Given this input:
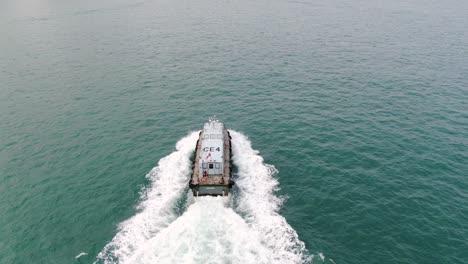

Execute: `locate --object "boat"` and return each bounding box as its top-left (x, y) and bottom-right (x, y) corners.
top-left (189, 119), bottom-right (234, 196)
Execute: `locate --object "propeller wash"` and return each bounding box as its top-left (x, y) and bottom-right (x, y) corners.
top-left (95, 122), bottom-right (311, 264)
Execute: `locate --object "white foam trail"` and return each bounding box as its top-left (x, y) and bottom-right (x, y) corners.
top-left (95, 131), bottom-right (200, 264)
top-left (75, 252), bottom-right (88, 259)
top-left (124, 196), bottom-right (273, 264)
top-left (96, 130), bottom-right (311, 264)
top-left (229, 130), bottom-right (310, 263)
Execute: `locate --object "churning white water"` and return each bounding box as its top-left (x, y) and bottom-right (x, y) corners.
top-left (95, 131), bottom-right (310, 264)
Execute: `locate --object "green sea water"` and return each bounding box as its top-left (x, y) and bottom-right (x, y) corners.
top-left (1, 0), bottom-right (467, 263)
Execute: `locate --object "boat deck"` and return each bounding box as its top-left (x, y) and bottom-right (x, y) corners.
top-left (191, 129), bottom-right (231, 186)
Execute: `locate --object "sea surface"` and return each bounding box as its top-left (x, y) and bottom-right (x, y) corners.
top-left (1, 0), bottom-right (467, 263)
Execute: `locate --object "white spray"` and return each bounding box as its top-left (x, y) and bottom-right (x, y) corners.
top-left (95, 131), bottom-right (200, 263)
top-left (229, 130), bottom-right (310, 264)
top-left (95, 130), bottom-right (311, 264)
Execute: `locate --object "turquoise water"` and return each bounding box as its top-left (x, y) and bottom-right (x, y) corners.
top-left (1, 0), bottom-right (467, 263)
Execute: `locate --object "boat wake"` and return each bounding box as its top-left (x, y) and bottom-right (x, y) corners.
top-left (95, 131), bottom-right (311, 264)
